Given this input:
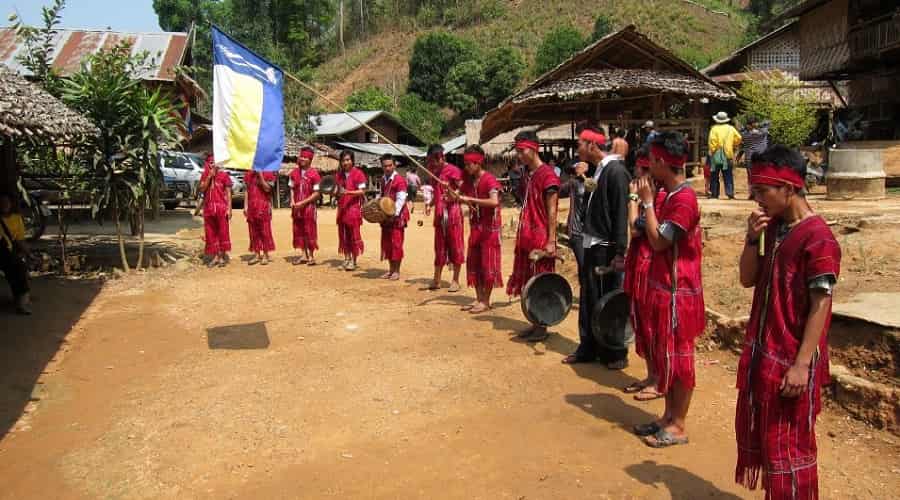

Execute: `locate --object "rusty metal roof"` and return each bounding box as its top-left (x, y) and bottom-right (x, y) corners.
top-left (0, 28), bottom-right (189, 81)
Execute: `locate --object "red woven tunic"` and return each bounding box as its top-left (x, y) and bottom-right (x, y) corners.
top-left (336, 167), bottom-right (367, 257)
top-left (289, 166), bottom-right (321, 251)
top-left (735, 216), bottom-right (841, 500)
top-left (461, 172), bottom-right (503, 288)
top-left (432, 163), bottom-right (465, 267)
top-left (644, 184), bottom-right (704, 393)
top-left (507, 164), bottom-right (560, 297)
top-left (624, 188), bottom-right (666, 359)
top-left (243, 171), bottom-right (276, 253)
top-left (200, 160), bottom-right (232, 256)
top-left (380, 172), bottom-right (409, 262)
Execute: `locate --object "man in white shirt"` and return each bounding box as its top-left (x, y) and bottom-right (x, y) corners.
top-left (379, 155), bottom-right (410, 280)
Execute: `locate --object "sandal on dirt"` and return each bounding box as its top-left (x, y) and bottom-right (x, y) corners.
top-left (469, 304), bottom-right (490, 314)
top-left (380, 272), bottom-right (393, 279)
top-left (643, 429), bottom-right (689, 448)
top-left (345, 262), bottom-right (357, 271)
top-left (561, 353), bottom-right (592, 364)
top-left (623, 381), bottom-right (651, 394)
top-left (426, 282), bottom-right (441, 291)
top-left (307, 259), bottom-right (316, 266)
top-left (460, 304), bottom-right (474, 311)
top-left (388, 273), bottom-right (400, 281)
top-left (634, 387), bottom-right (665, 402)
top-left (448, 282), bottom-right (461, 293)
top-left (247, 256), bottom-right (260, 265)
top-left (633, 422), bottom-right (661, 437)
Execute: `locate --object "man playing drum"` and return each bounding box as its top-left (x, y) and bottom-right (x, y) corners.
top-left (425, 145), bottom-right (465, 292)
top-left (378, 154), bottom-right (410, 280)
top-left (335, 150), bottom-right (367, 271)
top-left (289, 147), bottom-right (321, 265)
top-left (507, 131), bottom-right (560, 342)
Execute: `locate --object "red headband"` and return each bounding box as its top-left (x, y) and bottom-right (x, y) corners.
top-left (651, 144), bottom-right (686, 168)
top-left (515, 140), bottom-right (539, 152)
top-left (463, 152), bottom-right (485, 165)
top-left (750, 163), bottom-right (805, 189)
top-left (579, 129), bottom-right (606, 146)
top-left (299, 149), bottom-right (315, 160)
top-left (635, 156), bottom-right (651, 168)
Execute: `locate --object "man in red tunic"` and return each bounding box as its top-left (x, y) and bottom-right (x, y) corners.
top-left (508, 131), bottom-right (560, 342)
top-left (199, 154), bottom-right (233, 268)
top-left (735, 145), bottom-right (841, 500)
top-left (425, 144), bottom-right (465, 292)
top-left (336, 150), bottom-right (367, 271)
top-left (243, 169), bottom-right (276, 265)
top-left (378, 154), bottom-right (409, 280)
top-left (456, 145), bottom-right (503, 314)
top-left (289, 147), bottom-right (321, 265)
top-left (633, 131), bottom-right (705, 447)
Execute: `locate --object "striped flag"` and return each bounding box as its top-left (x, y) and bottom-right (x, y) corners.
top-left (212, 27), bottom-right (284, 171)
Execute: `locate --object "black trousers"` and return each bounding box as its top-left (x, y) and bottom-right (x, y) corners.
top-left (1, 243), bottom-right (29, 299)
top-left (575, 244), bottom-right (628, 363)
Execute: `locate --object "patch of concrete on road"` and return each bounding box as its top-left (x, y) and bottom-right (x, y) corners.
top-left (833, 293), bottom-right (900, 328)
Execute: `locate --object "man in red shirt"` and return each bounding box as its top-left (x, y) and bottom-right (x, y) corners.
top-left (198, 154), bottom-right (233, 268)
top-left (633, 131), bottom-right (705, 448)
top-left (378, 154), bottom-right (409, 280)
top-left (735, 145), bottom-right (841, 499)
top-left (289, 147), bottom-right (321, 265)
top-left (456, 145), bottom-right (503, 314)
top-left (243, 169), bottom-right (276, 265)
top-left (425, 145), bottom-right (465, 292)
top-left (336, 150), bottom-right (367, 271)
top-left (507, 131), bottom-right (560, 342)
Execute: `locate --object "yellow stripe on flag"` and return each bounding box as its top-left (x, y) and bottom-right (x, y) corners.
top-left (225, 72), bottom-right (264, 170)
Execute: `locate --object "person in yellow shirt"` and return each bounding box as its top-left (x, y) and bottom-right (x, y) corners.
top-left (707, 111), bottom-right (742, 199)
top-left (1, 193), bottom-right (31, 315)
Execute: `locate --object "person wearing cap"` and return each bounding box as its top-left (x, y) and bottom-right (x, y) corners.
top-left (708, 111), bottom-right (742, 199)
top-left (289, 147), bottom-right (322, 266)
top-left (631, 131), bottom-right (704, 448)
top-left (735, 145), bottom-right (841, 500)
top-left (507, 130), bottom-right (560, 342)
top-left (641, 120), bottom-right (658, 145)
top-left (562, 125), bottom-right (631, 369)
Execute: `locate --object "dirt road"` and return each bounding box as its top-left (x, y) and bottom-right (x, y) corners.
top-left (1, 206), bottom-right (898, 499)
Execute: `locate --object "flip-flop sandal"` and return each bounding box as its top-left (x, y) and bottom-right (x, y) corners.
top-left (426, 283), bottom-right (441, 291)
top-left (633, 422), bottom-right (661, 437)
top-left (624, 381), bottom-right (650, 394)
top-left (448, 283), bottom-right (461, 293)
top-left (643, 429), bottom-right (689, 448)
top-left (468, 304), bottom-right (489, 314)
top-left (380, 272), bottom-right (392, 279)
top-left (307, 260), bottom-right (316, 266)
top-left (561, 354), bottom-right (592, 364)
top-left (460, 304), bottom-right (474, 311)
top-left (388, 273), bottom-right (400, 281)
top-left (634, 388), bottom-right (665, 402)
top-left (248, 257), bottom-right (260, 265)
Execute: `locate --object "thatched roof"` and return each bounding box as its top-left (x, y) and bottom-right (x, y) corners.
top-left (514, 69), bottom-right (733, 105)
top-left (0, 65), bottom-right (97, 140)
top-left (480, 26), bottom-right (735, 142)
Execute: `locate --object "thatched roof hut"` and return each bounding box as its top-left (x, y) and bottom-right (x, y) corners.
top-left (0, 65), bottom-right (97, 141)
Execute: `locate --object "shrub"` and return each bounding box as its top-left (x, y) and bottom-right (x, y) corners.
top-left (738, 77), bottom-right (818, 147)
top-left (534, 26), bottom-right (586, 76)
top-left (408, 31), bottom-right (476, 106)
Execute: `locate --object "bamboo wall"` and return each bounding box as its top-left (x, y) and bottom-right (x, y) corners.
top-left (799, 0), bottom-right (850, 80)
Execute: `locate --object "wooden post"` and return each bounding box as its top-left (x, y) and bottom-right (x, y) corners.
top-left (1, 138), bottom-right (16, 198)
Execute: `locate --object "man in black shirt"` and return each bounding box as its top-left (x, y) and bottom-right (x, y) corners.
top-left (563, 126), bottom-right (632, 369)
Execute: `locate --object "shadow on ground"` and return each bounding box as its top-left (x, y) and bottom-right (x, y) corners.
top-left (0, 276), bottom-right (103, 440)
top-left (207, 322), bottom-right (270, 349)
top-left (625, 460), bottom-right (743, 499)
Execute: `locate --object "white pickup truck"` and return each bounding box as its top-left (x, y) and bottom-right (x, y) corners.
top-left (159, 152), bottom-right (246, 209)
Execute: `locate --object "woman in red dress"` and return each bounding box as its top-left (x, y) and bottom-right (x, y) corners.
top-left (289, 147), bottom-right (321, 265)
top-left (335, 150), bottom-right (367, 271)
top-left (243, 169), bottom-right (276, 265)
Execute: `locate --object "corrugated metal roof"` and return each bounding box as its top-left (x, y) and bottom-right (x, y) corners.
top-left (308, 111), bottom-right (384, 136)
top-left (0, 28), bottom-right (189, 81)
top-left (335, 141), bottom-right (426, 158)
top-left (442, 134), bottom-right (466, 154)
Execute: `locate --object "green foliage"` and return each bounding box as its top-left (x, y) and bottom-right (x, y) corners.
top-left (408, 31), bottom-right (475, 106)
top-left (346, 86), bottom-right (395, 112)
top-left (738, 78), bottom-right (817, 148)
top-left (483, 47), bottom-right (525, 107)
top-left (9, 0), bottom-right (66, 95)
top-left (445, 47), bottom-right (525, 116)
top-left (534, 26), bottom-right (586, 76)
top-left (396, 93), bottom-right (445, 144)
top-left (591, 14), bottom-right (614, 41)
top-left (446, 60), bottom-right (486, 116)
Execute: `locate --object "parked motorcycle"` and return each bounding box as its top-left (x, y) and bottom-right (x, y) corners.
top-left (17, 178), bottom-right (50, 243)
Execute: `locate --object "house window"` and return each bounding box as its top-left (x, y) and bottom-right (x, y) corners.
top-left (750, 35), bottom-right (800, 71)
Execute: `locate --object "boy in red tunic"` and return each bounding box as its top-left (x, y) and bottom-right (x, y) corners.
top-left (336, 150), bottom-right (367, 271)
top-left (508, 131), bottom-right (560, 342)
top-left (456, 145), bottom-right (503, 314)
top-left (633, 132), bottom-right (705, 447)
top-left (243, 169), bottom-right (276, 265)
top-left (199, 154), bottom-right (233, 268)
top-left (735, 145), bottom-right (841, 500)
top-left (378, 154), bottom-right (409, 280)
top-left (289, 147), bottom-right (321, 265)
top-left (425, 144), bottom-right (465, 292)
top-left (623, 146), bottom-right (666, 401)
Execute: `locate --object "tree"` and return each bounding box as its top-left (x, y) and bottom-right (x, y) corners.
top-left (397, 93), bottom-right (445, 144)
top-left (534, 26), bottom-right (586, 76)
top-left (345, 86), bottom-right (394, 112)
top-left (9, 0), bottom-right (66, 95)
top-left (482, 47), bottom-right (525, 108)
top-left (446, 60), bottom-right (486, 116)
top-left (738, 77), bottom-right (817, 148)
top-left (408, 31), bottom-right (475, 106)
top-left (591, 14), bottom-right (614, 41)
top-left (445, 47), bottom-right (524, 116)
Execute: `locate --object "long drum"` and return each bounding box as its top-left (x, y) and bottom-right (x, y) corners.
top-left (520, 272), bottom-right (573, 327)
top-left (363, 197), bottom-right (395, 224)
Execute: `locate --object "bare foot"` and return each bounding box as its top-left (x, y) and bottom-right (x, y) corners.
top-left (469, 303), bottom-right (490, 314)
top-left (448, 282), bottom-right (461, 293)
top-left (388, 273), bottom-right (400, 281)
top-left (380, 272), bottom-right (392, 279)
